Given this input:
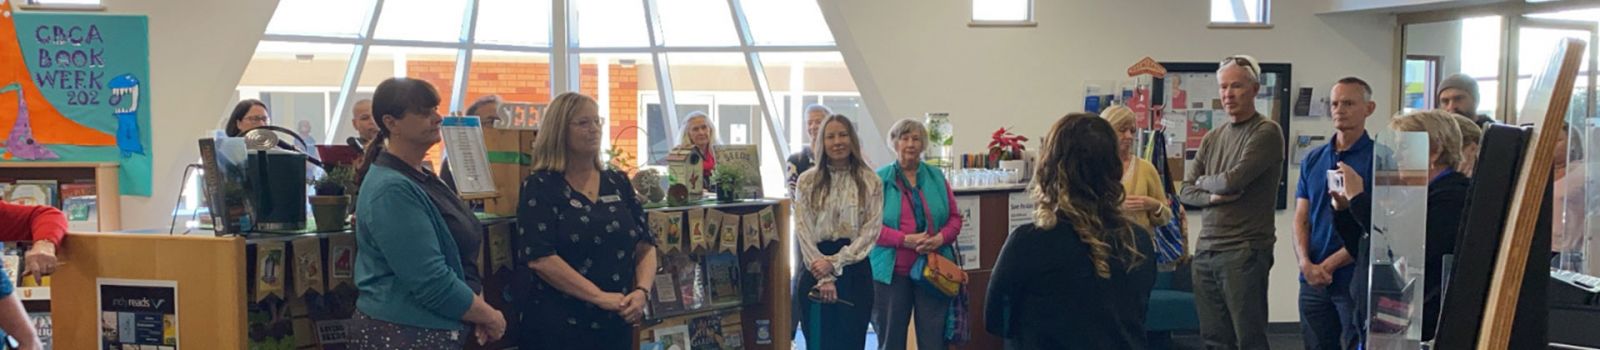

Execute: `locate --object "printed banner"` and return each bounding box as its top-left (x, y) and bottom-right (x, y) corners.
top-left (4, 7), bottom-right (153, 195)
top-left (688, 209), bottom-right (709, 254)
top-left (742, 211), bottom-right (761, 251)
top-left (719, 213), bottom-right (739, 254)
top-left (326, 235), bottom-right (355, 289)
top-left (291, 238), bottom-right (323, 297)
top-left (758, 207), bottom-right (777, 245)
top-left (255, 241), bottom-right (286, 303)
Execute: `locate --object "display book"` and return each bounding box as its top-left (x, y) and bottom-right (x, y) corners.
top-left (642, 203), bottom-right (780, 349)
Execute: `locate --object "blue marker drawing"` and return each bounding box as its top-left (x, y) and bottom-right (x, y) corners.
top-left (108, 74), bottom-right (144, 157)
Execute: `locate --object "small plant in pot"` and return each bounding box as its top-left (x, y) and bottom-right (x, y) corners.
top-left (711, 165), bottom-right (749, 202)
top-left (309, 166), bottom-right (356, 232)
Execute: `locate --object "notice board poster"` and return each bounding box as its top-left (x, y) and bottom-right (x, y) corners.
top-left (98, 278), bottom-right (177, 349)
top-left (954, 195), bottom-right (981, 270)
top-left (3, 6), bottom-right (154, 195)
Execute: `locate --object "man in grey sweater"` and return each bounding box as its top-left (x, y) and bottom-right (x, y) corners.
top-left (1179, 55), bottom-right (1284, 350)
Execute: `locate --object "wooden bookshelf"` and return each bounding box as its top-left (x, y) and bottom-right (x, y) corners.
top-left (0, 162), bottom-right (121, 231)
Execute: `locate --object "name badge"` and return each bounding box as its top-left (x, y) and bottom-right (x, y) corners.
top-left (600, 195), bottom-right (623, 203)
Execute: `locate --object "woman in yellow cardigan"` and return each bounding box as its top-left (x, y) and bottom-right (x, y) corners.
top-left (1100, 105), bottom-right (1173, 230)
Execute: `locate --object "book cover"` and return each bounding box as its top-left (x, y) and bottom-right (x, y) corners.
top-left (653, 324), bottom-right (690, 350)
top-left (6, 181), bottom-right (54, 207)
top-left (721, 317), bottom-right (745, 350)
top-left (60, 182), bottom-right (97, 231)
top-left (712, 144), bottom-right (762, 198)
top-left (28, 312), bottom-right (49, 349)
top-left (689, 314), bottom-right (724, 350)
top-left (674, 256), bottom-right (704, 311)
top-left (705, 253), bottom-right (741, 307)
top-left (16, 180), bottom-right (59, 208)
top-left (650, 270), bottom-right (681, 315)
top-left (741, 259), bottom-right (765, 304)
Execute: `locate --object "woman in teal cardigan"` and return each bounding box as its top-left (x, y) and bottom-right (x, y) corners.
top-left (872, 118), bottom-right (964, 350)
top-left (349, 78), bottom-right (505, 349)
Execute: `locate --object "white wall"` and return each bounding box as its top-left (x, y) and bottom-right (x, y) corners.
top-left (1405, 20), bottom-right (1465, 78)
top-left (87, 0), bottom-right (280, 230)
top-left (820, 0), bottom-right (1399, 323)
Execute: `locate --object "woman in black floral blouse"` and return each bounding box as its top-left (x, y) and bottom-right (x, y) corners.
top-left (515, 92), bottom-right (658, 349)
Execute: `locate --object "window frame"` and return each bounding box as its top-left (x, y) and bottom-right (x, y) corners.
top-left (968, 0), bottom-right (1037, 28)
top-left (1208, 0), bottom-right (1272, 29)
top-left (20, 0), bottom-right (104, 11)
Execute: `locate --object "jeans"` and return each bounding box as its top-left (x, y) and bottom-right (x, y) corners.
top-left (1299, 278), bottom-right (1357, 350)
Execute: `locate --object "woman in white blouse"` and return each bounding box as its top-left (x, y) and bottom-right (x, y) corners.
top-left (793, 114), bottom-right (883, 350)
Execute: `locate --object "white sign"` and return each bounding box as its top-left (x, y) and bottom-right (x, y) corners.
top-left (441, 116), bottom-right (496, 196)
top-left (955, 195), bottom-right (982, 270)
top-left (1007, 191), bottom-right (1036, 235)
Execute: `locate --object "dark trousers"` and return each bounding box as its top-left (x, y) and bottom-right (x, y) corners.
top-left (873, 275), bottom-right (949, 350)
top-left (1192, 248), bottom-right (1273, 350)
top-left (795, 239), bottom-right (874, 350)
top-left (1299, 279), bottom-right (1357, 350)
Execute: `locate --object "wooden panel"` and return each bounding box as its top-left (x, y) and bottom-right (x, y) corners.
top-left (94, 164), bottom-right (121, 230)
top-left (1477, 39), bottom-right (1585, 350)
top-left (54, 233), bottom-right (248, 349)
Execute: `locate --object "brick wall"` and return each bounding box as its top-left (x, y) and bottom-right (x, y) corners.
top-left (407, 60), bottom-right (641, 172)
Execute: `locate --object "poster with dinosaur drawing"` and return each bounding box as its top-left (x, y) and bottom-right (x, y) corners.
top-left (2, 5), bottom-right (152, 195)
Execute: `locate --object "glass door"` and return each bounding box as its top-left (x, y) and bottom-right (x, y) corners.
top-left (1517, 13), bottom-right (1599, 274)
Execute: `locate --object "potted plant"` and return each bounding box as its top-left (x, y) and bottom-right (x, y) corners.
top-left (711, 165), bottom-right (748, 202)
top-left (989, 127), bottom-right (1030, 183)
top-left (308, 166), bottom-right (355, 232)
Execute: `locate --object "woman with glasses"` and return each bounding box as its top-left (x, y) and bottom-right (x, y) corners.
top-left (515, 92), bottom-right (657, 349)
top-left (226, 99), bottom-right (271, 137)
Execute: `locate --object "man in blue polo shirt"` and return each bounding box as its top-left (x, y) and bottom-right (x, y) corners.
top-left (1294, 77), bottom-right (1375, 350)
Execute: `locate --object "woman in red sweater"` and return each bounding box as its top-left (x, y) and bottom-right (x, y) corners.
top-left (0, 201), bottom-right (67, 349)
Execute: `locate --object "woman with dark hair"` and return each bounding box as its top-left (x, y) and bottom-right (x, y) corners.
top-left (515, 92), bottom-right (658, 350)
top-left (986, 113), bottom-right (1156, 349)
top-left (226, 99), bottom-right (270, 137)
top-left (794, 114), bottom-right (882, 350)
top-left (350, 78), bottom-right (504, 349)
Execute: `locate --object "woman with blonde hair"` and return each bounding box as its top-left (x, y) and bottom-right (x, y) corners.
top-left (794, 114), bottom-right (882, 350)
top-left (986, 113), bottom-right (1155, 349)
top-left (677, 111), bottom-right (718, 190)
top-left (1099, 105), bottom-right (1174, 230)
top-left (514, 92), bottom-right (658, 349)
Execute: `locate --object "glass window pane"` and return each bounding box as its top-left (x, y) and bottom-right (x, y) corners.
top-left (1210, 0), bottom-right (1267, 24)
top-left (260, 92), bottom-right (330, 145)
top-left (266, 0), bottom-right (376, 38)
top-left (366, 46), bottom-right (461, 169)
top-left (237, 42), bottom-right (356, 141)
top-left (373, 0), bottom-right (469, 42)
top-left (475, 0), bottom-right (552, 47)
top-left (973, 0), bottom-right (1030, 22)
top-left (759, 52), bottom-right (860, 150)
top-left (657, 0), bottom-right (740, 47)
top-left (717, 104), bottom-right (757, 145)
top-left (579, 54), bottom-right (656, 170)
top-left (577, 0), bottom-right (650, 48)
top-left (739, 0), bottom-right (834, 45)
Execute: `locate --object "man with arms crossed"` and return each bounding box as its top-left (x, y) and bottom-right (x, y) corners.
top-left (1179, 54), bottom-right (1285, 350)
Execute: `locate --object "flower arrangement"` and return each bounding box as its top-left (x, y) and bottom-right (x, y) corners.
top-left (987, 127), bottom-right (1029, 163)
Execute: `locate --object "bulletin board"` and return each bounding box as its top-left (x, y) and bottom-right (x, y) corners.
top-left (1155, 62), bottom-right (1293, 210)
top-left (0, 4), bottom-right (153, 195)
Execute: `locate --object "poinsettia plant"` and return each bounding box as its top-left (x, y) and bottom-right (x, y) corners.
top-left (988, 127), bottom-right (1028, 163)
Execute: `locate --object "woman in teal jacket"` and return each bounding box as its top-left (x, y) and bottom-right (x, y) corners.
top-left (349, 78), bottom-right (505, 349)
top-left (872, 118), bottom-right (964, 350)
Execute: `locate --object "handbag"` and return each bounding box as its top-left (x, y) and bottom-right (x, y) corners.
top-left (944, 244), bottom-right (972, 344)
top-left (921, 249), bottom-right (967, 297)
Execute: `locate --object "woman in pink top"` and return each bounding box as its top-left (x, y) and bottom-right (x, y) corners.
top-left (871, 118), bottom-right (964, 350)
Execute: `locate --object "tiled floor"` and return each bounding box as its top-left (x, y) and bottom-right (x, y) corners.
top-left (794, 329), bottom-right (1309, 349)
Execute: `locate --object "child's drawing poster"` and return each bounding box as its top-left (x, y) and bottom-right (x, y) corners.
top-left (2, 4), bottom-right (153, 195)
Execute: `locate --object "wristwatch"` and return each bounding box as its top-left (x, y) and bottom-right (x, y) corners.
top-left (632, 286), bottom-right (649, 295)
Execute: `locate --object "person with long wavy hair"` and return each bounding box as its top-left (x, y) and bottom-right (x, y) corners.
top-left (793, 114), bottom-right (882, 350)
top-left (985, 113), bottom-right (1155, 349)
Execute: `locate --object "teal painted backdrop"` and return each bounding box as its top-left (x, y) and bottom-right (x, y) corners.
top-left (8, 12), bottom-right (152, 196)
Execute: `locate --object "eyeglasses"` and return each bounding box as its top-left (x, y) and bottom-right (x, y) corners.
top-left (243, 115), bottom-right (269, 123)
top-left (1219, 55), bottom-right (1259, 77)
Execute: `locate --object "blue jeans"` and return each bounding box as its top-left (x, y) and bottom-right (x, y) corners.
top-left (1299, 278), bottom-right (1357, 350)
